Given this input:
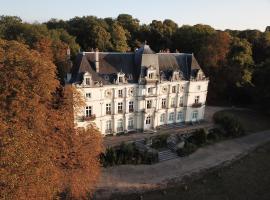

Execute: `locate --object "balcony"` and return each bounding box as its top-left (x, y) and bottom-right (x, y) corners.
top-left (105, 129), bottom-right (112, 134)
top-left (117, 127), bottom-right (124, 132)
top-left (82, 115), bottom-right (96, 121)
top-left (179, 103), bottom-right (184, 107)
top-left (118, 110), bottom-right (123, 114)
top-left (106, 111), bottom-right (111, 115)
top-left (128, 126), bottom-right (134, 130)
top-left (161, 105), bottom-right (166, 109)
top-left (129, 108), bottom-right (134, 113)
top-left (192, 102), bottom-right (202, 108)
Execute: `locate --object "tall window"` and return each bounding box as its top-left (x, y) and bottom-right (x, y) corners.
top-left (146, 116), bottom-right (151, 124)
top-left (106, 103), bottom-right (111, 114)
top-left (172, 86), bottom-right (176, 93)
top-left (118, 89), bottom-right (123, 97)
top-left (86, 93), bottom-right (91, 98)
top-left (171, 97), bottom-right (176, 107)
top-left (129, 101), bottom-right (134, 112)
top-left (118, 102), bottom-right (123, 113)
top-left (106, 120), bottom-right (112, 132)
top-left (177, 112), bottom-right (183, 121)
top-left (161, 98), bottom-right (166, 108)
top-left (117, 119), bottom-right (123, 132)
top-left (148, 73), bottom-right (154, 79)
top-left (147, 100), bottom-right (152, 109)
top-left (195, 96), bottom-right (200, 103)
top-left (85, 78), bottom-right (90, 85)
top-left (119, 76), bottom-right (123, 83)
top-left (85, 106), bottom-right (92, 117)
top-left (169, 112), bottom-right (174, 121)
top-left (192, 111), bottom-right (198, 120)
top-left (160, 113), bottom-right (165, 123)
top-left (179, 96), bottom-right (184, 106)
top-left (197, 85), bottom-right (201, 90)
top-left (128, 118), bottom-right (134, 129)
top-left (148, 87), bottom-right (154, 95)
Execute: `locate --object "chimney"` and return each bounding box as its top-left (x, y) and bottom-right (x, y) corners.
top-left (95, 48), bottom-right (99, 73)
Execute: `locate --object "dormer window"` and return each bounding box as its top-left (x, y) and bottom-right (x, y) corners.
top-left (172, 71), bottom-right (180, 81)
top-left (148, 73), bottom-right (154, 79)
top-left (85, 78), bottom-right (90, 85)
top-left (117, 72), bottom-right (126, 84)
top-left (147, 67), bottom-right (156, 80)
top-left (84, 73), bottom-right (92, 86)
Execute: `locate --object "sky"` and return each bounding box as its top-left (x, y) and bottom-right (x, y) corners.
top-left (0, 0), bottom-right (270, 31)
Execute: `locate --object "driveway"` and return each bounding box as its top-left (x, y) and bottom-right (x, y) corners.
top-left (95, 129), bottom-right (270, 199)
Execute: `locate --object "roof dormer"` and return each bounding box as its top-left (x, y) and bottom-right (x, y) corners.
top-left (116, 72), bottom-right (127, 84)
top-left (83, 72), bottom-right (93, 86)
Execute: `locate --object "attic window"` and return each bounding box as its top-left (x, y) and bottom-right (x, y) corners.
top-left (85, 78), bottom-right (90, 85)
top-left (128, 74), bottom-right (133, 80)
top-left (148, 73), bottom-right (154, 79)
top-left (119, 76), bottom-right (123, 83)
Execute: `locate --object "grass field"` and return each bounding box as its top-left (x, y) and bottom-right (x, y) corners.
top-left (216, 109), bottom-right (270, 133)
top-left (111, 141), bottom-right (270, 200)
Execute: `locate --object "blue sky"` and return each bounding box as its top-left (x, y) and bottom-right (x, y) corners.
top-left (1, 0), bottom-right (269, 31)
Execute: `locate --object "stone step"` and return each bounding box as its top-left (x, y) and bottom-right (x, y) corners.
top-left (158, 150), bottom-right (178, 162)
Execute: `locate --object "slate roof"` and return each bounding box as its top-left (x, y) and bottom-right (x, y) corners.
top-left (70, 44), bottom-right (204, 84)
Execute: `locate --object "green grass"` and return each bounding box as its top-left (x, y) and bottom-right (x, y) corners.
top-left (110, 142), bottom-right (270, 200)
top-left (216, 109), bottom-right (270, 133)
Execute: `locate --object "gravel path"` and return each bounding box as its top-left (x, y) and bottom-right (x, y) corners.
top-left (95, 130), bottom-right (270, 199)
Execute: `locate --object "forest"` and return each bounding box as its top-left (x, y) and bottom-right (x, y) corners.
top-left (0, 14), bottom-right (270, 200)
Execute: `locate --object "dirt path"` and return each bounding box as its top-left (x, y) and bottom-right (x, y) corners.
top-left (95, 130), bottom-right (270, 199)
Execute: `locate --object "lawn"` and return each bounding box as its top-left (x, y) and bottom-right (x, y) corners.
top-left (216, 109), bottom-right (270, 133)
top-left (110, 141), bottom-right (270, 200)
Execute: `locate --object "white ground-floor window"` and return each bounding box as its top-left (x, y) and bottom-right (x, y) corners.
top-left (117, 119), bottom-right (123, 132)
top-left (160, 113), bottom-right (165, 123)
top-left (177, 112), bottom-right (184, 121)
top-left (169, 112), bottom-right (174, 121)
top-left (106, 120), bottom-right (112, 133)
top-left (146, 116), bottom-right (151, 124)
top-left (128, 118), bottom-right (134, 129)
top-left (192, 111), bottom-right (198, 120)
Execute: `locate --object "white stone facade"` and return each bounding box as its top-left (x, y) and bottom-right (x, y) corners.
top-left (68, 45), bottom-right (209, 135)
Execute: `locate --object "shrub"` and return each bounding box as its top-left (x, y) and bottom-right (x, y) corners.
top-left (213, 112), bottom-right (245, 137)
top-left (207, 128), bottom-right (222, 141)
top-left (192, 129), bottom-right (207, 146)
top-left (151, 134), bottom-right (169, 149)
top-left (176, 142), bottom-right (198, 157)
top-left (100, 142), bottom-right (159, 167)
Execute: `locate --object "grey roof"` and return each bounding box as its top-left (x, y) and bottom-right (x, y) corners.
top-left (70, 45), bottom-right (204, 84)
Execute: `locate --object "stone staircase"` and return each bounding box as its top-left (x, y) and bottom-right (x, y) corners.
top-left (158, 150), bottom-right (178, 162)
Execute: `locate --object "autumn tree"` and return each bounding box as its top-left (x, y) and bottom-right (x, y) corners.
top-left (0, 39), bottom-right (102, 200)
top-left (110, 22), bottom-right (129, 52)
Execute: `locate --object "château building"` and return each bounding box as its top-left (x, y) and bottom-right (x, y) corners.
top-left (67, 44), bottom-right (209, 135)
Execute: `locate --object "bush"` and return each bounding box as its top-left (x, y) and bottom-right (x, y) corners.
top-left (176, 142), bottom-right (198, 157)
top-left (151, 134), bottom-right (169, 149)
top-left (213, 112), bottom-right (245, 137)
top-left (191, 129), bottom-right (207, 146)
top-left (100, 142), bottom-right (158, 167)
top-left (207, 128), bottom-right (222, 141)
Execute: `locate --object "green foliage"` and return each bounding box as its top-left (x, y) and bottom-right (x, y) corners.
top-left (176, 142), bottom-right (198, 157)
top-left (151, 134), bottom-right (169, 149)
top-left (213, 112), bottom-right (245, 137)
top-left (100, 143), bottom-right (158, 167)
top-left (190, 129), bottom-right (208, 146)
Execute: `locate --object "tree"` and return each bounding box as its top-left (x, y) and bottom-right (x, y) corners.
top-left (110, 22), bottom-right (129, 52)
top-left (0, 39), bottom-right (102, 199)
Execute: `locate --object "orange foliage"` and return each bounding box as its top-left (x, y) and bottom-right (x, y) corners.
top-left (0, 39), bottom-right (102, 200)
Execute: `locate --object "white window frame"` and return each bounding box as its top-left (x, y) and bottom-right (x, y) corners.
top-left (85, 78), bottom-right (90, 85)
top-left (118, 102), bottom-right (123, 113)
top-left (118, 89), bottom-right (123, 97)
top-left (86, 93), bottom-right (91, 98)
top-left (129, 101), bottom-right (134, 112)
top-left (117, 119), bottom-right (123, 132)
top-left (106, 120), bottom-right (112, 132)
top-left (195, 96), bottom-right (200, 103)
top-left (146, 116), bottom-right (151, 124)
top-left (171, 97), bottom-right (176, 107)
top-left (85, 106), bottom-right (92, 117)
top-left (128, 118), bottom-right (134, 129)
top-left (169, 112), bottom-right (174, 121)
top-left (106, 103), bottom-right (111, 114)
top-left (177, 112), bottom-right (183, 121)
top-left (160, 113), bottom-right (165, 122)
top-left (192, 111), bottom-right (198, 120)
top-left (147, 100), bottom-right (152, 109)
top-left (161, 98), bottom-right (166, 108)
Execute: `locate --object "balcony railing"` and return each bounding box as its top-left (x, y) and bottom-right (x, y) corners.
top-left (128, 126), bottom-right (134, 130)
top-left (106, 111), bottom-right (111, 115)
top-left (179, 103), bottom-right (184, 107)
top-left (82, 115), bottom-right (96, 121)
top-left (105, 129), bottom-right (112, 133)
top-left (118, 110), bottom-right (123, 114)
top-left (192, 102), bottom-right (202, 108)
top-left (117, 127), bottom-right (124, 132)
top-left (129, 108), bottom-right (134, 113)
top-left (162, 105), bottom-right (166, 109)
